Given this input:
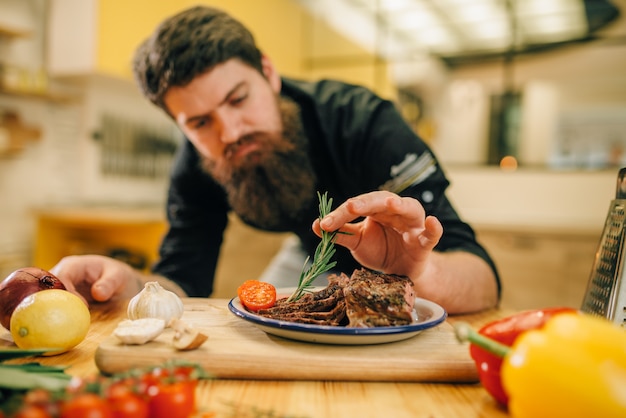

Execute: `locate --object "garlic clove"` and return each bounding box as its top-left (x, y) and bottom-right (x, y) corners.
top-left (173, 331), bottom-right (208, 351)
top-left (113, 318), bottom-right (166, 345)
top-left (127, 281), bottom-right (184, 326)
top-left (170, 318), bottom-right (208, 351)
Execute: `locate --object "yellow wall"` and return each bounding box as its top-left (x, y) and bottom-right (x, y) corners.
top-left (33, 208), bottom-right (167, 274)
top-left (302, 13), bottom-right (395, 97)
top-left (95, 0), bottom-right (395, 96)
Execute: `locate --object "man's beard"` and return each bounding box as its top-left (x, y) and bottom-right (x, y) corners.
top-left (201, 96), bottom-right (317, 229)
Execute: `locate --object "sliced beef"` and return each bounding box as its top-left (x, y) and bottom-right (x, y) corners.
top-left (254, 269), bottom-right (415, 328)
top-left (258, 299), bottom-right (347, 326)
top-left (258, 286), bottom-right (344, 315)
top-left (343, 269), bottom-right (415, 327)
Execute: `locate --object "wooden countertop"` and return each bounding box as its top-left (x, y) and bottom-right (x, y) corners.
top-left (3, 299), bottom-right (513, 418)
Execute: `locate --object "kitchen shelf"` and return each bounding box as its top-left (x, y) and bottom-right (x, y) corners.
top-left (0, 86), bottom-right (78, 103)
top-left (0, 24), bottom-right (32, 39)
top-left (33, 207), bottom-right (167, 273)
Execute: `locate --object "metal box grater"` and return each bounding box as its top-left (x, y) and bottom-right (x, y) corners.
top-left (580, 167), bottom-right (626, 327)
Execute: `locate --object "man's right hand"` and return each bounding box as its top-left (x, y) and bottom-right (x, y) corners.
top-left (49, 255), bottom-right (144, 305)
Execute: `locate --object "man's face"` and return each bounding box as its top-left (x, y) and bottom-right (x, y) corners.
top-left (164, 58), bottom-right (316, 228)
top-left (164, 58), bottom-right (283, 166)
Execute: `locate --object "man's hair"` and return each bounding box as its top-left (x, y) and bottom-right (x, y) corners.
top-left (132, 6), bottom-right (263, 112)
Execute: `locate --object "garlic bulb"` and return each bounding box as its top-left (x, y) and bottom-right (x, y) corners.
top-left (127, 281), bottom-right (184, 325)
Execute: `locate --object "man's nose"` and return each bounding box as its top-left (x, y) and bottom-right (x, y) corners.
top-left (216, 110), bottom-right (241, 144)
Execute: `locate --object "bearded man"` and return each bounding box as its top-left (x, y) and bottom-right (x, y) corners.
top-left (50, 6), bottom-right (499, 314)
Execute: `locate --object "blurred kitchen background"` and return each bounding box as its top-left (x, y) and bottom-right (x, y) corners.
top-left (0, 0), bottom-right (624, 309)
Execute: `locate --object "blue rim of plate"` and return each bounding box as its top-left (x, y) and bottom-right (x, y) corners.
top-left (228, 295), bottom-right (447, 336)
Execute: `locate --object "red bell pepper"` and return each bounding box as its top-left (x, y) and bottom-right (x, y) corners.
top-left (469, 306), bottom-right (577, 406)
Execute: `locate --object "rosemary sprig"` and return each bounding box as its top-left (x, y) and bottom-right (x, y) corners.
top-left (287, 192), bottom-right (338, 302)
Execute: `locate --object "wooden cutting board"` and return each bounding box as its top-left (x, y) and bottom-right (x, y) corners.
top-left (95, 298), bottom-right (478, 382)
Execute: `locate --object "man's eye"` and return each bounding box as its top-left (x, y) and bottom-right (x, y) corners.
top-left (192, 118), bottom-right (209, 129)
top-left (231, 94), bottom-right (247, 105)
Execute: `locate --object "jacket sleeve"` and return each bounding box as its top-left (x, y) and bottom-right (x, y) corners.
top-left (151, 140), bottom-right (229, 297)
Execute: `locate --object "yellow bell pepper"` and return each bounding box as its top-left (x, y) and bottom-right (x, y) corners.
top-left (456, 313), bottom-right (626, 418)
top-left (503, 313), bottom-right (626, 418)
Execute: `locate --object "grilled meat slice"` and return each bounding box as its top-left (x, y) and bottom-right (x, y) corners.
top-left (257, 299), bottom-right (347, 326)
top-left (258, 287), bottom-right (344, 315)
top-left (343, 269), bottom-right (415, 327)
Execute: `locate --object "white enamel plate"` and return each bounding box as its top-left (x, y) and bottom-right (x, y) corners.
top-left (228, 288), bottom-right (447, 345)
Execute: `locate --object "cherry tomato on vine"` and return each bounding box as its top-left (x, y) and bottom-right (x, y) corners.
top-left (105, 382), bottom-right (149, 418)
top-left (108, 392), bottom-right (149, 418)
top-left (146, 380), bottom-right (197, 418)
top-left (131, 365), bottom-right (199, 418)
top-left (237, 280), bottom-right (276, 311)
top-left (146, 365), bottom-right (196, 381)
top-left (60, 393), bottom-right (114, 418)
top-left (12, 405), bottom-right (51, 418)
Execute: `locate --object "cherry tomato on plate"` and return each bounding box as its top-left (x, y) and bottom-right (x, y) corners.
top-left (237, 280), bottom-right (277, 311)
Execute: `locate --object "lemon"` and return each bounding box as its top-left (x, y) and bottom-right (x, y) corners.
top-left (10, 289), bottom-right (90, 355)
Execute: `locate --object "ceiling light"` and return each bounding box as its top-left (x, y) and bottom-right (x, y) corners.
top-left (295, 0), bottom-right (620, 65)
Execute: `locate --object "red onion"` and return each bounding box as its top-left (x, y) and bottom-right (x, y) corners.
top-left (0, 267), bottom-right (66, 330)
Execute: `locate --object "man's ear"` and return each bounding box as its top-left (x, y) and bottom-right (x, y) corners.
top-left (261, 55), bottom-right (281, 93)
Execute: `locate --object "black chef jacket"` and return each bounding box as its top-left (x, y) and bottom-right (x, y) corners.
top-left (152, 77), bottom-right (500, 298)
